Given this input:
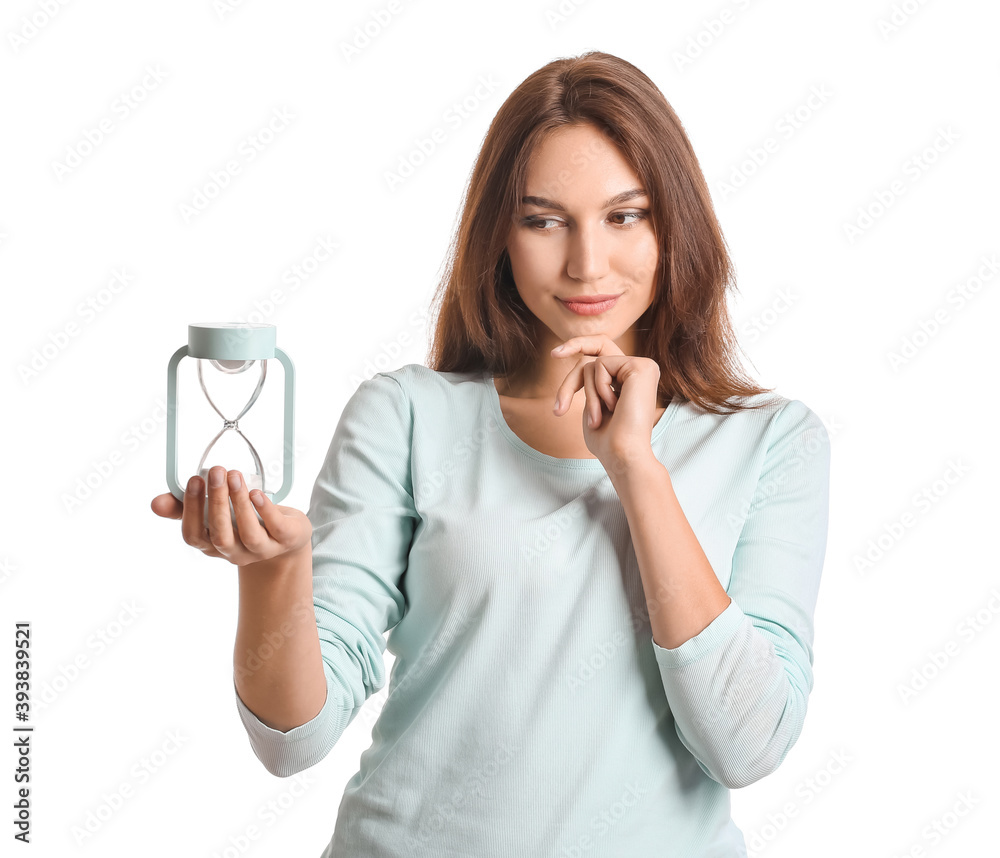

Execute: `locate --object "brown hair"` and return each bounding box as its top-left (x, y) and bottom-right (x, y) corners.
top-left (425, 50), bottom-right (777, 414)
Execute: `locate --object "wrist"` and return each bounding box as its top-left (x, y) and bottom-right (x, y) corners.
top-left (605, 446), bottom-right (661, 487)
top-left (238, 542), bottom-right (312, 576)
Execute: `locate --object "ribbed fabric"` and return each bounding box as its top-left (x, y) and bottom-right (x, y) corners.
top-left (233, 364), bottom-right (831, 858)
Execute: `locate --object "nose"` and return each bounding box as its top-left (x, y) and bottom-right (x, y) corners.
top-left (565, 220), bottom-right (611, 283)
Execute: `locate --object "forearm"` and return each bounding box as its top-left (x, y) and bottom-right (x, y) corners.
top-left (609, 451), bottom-right (731, 650)
top-left (233, 544), bottom-right (327, 732)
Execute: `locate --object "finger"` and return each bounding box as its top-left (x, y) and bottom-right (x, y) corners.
top-left (594, 360), bottom-right (618, 413)
top-left (250, 490), bottom-right (295, 545)
top-left (551, 334), bottom-right (626, 358)
top-left (553, 365), bottom-right (582, 416)
top-left (229, 471), bottom-right (270, 553)
top-left (206, 466), bottom-right (239, 555)
top-left (583, 362), bottom-right (603, 429)
top-left (181, 475), bottom-right (211, 547)
top-left (179, 475), bottom-right (227, 559)
top-left (151, 492), bottom-right (183, 520)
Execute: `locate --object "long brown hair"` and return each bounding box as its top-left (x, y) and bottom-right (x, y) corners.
top-left (426, 50), bottom-right (777, 414)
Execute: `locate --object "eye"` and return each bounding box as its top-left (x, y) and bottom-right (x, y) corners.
top-left (522, 215), bottom-right (561, 230)
top-left (609, 211), bottom-right (647, 228)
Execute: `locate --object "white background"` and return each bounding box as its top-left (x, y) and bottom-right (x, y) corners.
top-left (2, 0), bottom-right (998, 855)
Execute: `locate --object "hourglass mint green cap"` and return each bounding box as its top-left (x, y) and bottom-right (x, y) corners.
top-left (187, 322), bottom-right (277, 360)
top-left (165, 323), bottom-right (295, 504)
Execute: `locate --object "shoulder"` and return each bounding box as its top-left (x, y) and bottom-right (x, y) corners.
top-left (355, 364), bottom-right (484, 425)
top-left (668, 390), bottom-right (829, 463)
top-left (756, 395), bottom-right (828, 450)
top-left (740, 393), bottom-right (829, 454)
top-left (733, 393), bottom-right (831, 477)
top-left (362, 363), bottom-right (481, 404)
top-left (370, 363), bottom-right (479, 390)
top-left (681, 389), bottom-right (824, 432)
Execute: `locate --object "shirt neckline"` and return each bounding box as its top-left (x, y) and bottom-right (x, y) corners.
top-left (482, 369), bottom-right (680, 470)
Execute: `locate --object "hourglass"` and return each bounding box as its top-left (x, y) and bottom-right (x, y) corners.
top-left (165, 323), bottom-right (294, 524)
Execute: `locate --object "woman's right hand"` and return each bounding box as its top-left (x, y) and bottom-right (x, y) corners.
top-left (150, 466), bottom-right (312, 569)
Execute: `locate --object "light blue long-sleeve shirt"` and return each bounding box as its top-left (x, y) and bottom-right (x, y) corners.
top-left (234, 363), bottom-right (831, 857)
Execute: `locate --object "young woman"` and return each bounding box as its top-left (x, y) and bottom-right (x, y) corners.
top-left (152, 51), bottom-right (831, 857)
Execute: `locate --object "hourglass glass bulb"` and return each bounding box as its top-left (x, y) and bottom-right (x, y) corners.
top-left (210, 358), bottom-right (254, 374)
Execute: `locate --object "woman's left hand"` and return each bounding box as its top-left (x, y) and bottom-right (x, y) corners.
top-left (551, 335), bottom-right (661, 471)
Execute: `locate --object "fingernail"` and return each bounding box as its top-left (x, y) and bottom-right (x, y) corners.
top-left (552, 344), bottom-right (564, 352)
top-left (186, 476), bottom-right (200, 493)
top-left (209, 467), bottom-right (225, 488)
top-left (554, 396), bottom-right (562, 412)
top-left (228, 471), bottom-right (242, 491)
top-left (587, 412), bottom-right (594, 427)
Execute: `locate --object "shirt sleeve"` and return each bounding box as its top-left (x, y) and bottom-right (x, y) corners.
top-left (233, 371), bottom-right (417, 777)
top-left (650, 398), bottom-right (831, 789)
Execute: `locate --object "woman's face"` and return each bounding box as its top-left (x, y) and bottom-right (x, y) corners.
top-left (504, 122), bottom-right (659, 357)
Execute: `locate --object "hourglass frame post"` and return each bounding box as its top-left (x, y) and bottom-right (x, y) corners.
top-left (165, 344), bottom-right (190, 503)
top-left (271, 347), bottom-right (294, 505)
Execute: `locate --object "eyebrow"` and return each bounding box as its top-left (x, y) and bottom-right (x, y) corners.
top-left (520, 188), bottom-right (648, 211)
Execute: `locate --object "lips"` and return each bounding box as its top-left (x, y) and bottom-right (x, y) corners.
top-left (558, 294), bottom-right (621, 316)
top-left (559, 294), bottom-right (621, 304)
